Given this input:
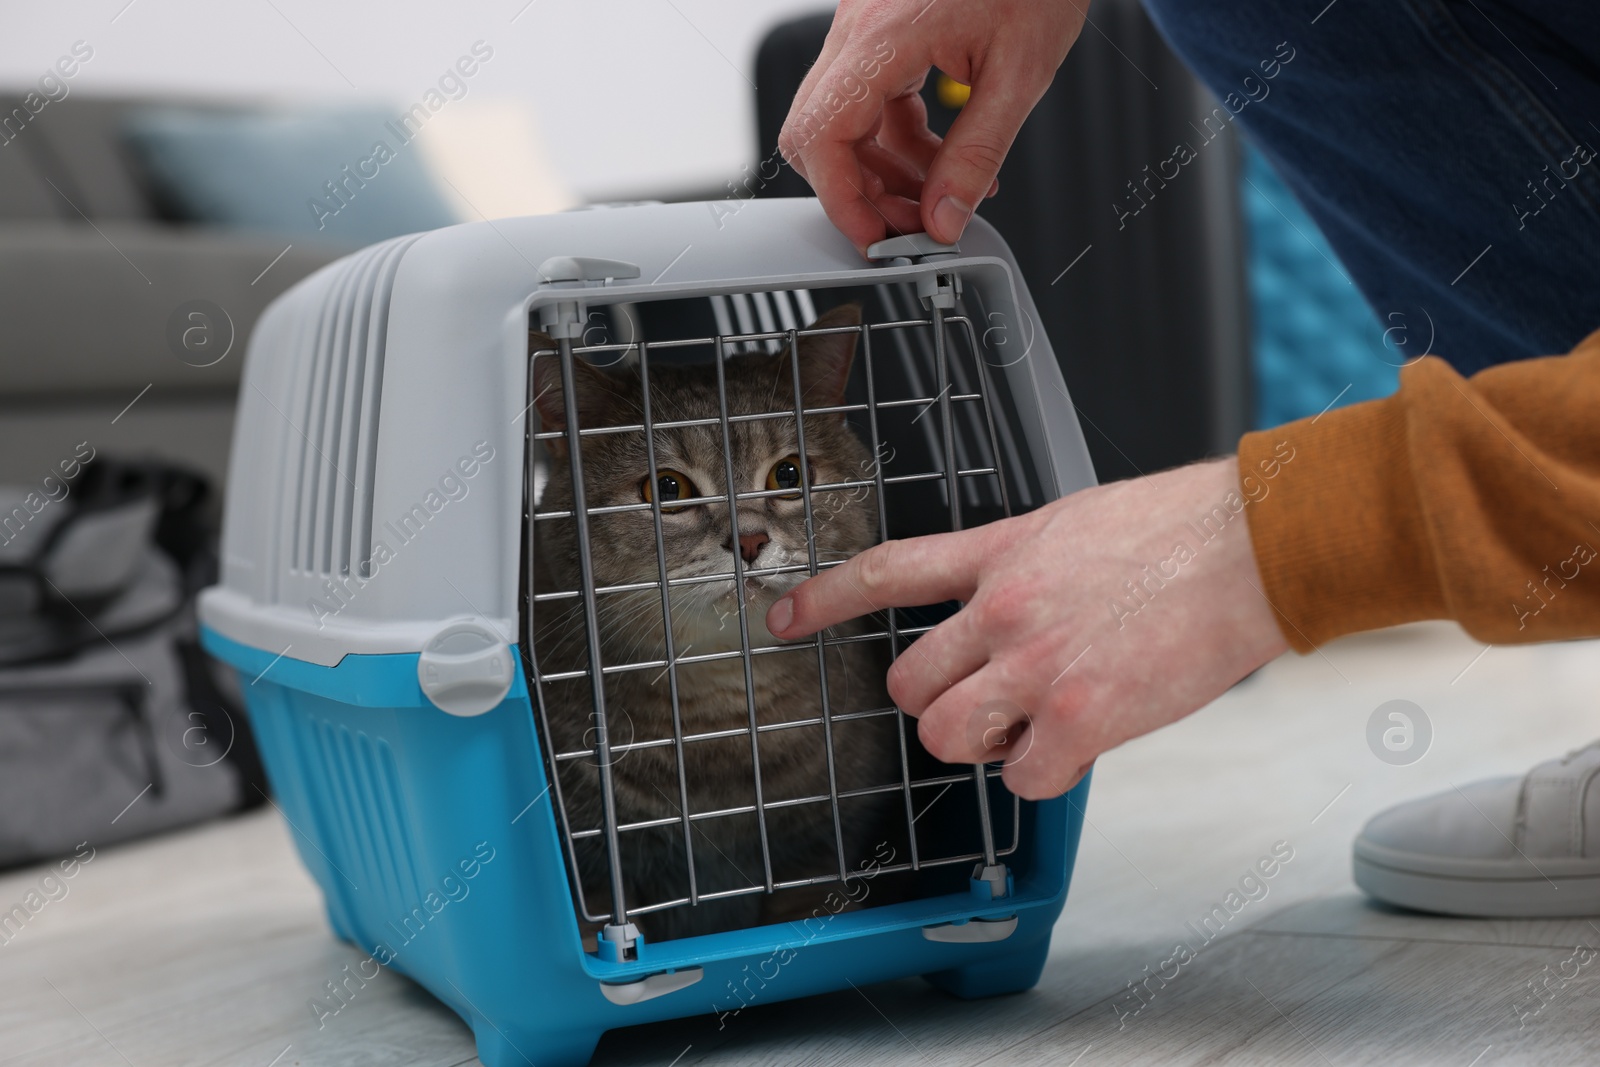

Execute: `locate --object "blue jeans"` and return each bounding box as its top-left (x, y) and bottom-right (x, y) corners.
top-left (1141, 0), bottom-right (1600, 374)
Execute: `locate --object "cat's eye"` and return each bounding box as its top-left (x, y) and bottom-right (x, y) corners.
top-left (766, 455), bottom-right (810, 499)
top-left (641, 469), bottom-right (696, 509)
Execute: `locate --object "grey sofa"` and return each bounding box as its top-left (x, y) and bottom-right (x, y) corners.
top-left (0, 96), bottom-right (359, 489)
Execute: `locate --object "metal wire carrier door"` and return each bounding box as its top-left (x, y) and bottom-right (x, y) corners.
top-left (525, 283), bottom-right (1023, 959)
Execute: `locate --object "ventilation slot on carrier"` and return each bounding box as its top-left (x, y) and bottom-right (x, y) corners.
top-left (289, 234), bottom-right (420, 579)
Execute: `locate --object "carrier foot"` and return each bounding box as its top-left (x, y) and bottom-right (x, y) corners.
top-left (923, 935), bottom-right (1052, 999)
top-left (473, 1021), bottom-right (600, 1067)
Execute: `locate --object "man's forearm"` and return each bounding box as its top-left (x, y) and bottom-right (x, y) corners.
top-left (1241, 329), bottom-right (1600, 649)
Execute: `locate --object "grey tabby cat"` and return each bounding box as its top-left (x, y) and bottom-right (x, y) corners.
top-left (531, 304), bottom-right (901, 943)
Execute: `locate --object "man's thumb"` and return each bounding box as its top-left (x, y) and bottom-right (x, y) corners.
top-left (921, 81), bottom-right (1032, 243)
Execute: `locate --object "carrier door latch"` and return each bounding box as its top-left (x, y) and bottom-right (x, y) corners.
top-left (598, 966), bottom-right (704, 1006)
top-left (921, 916), bottom-right (1018, 943)
top-left (418, 618), bottom-right (514, 716)
top-left (536, 255), bottom-right (641, 339)
top-left (922, 861), bottom-right (1017, 942)
top-left (864, 233), bottom-right (962, 308)
top-left (972, 862), bottom-right (1010, 901)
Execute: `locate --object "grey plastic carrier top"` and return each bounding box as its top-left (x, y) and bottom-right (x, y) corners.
top-left (200, 198), bottom-right (1095, 669)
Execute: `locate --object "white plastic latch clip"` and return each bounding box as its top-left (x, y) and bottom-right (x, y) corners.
top-left (920, 916), bottom-right (1018, 943)
top-left (598, 967), bottom-right (703, 1006)
top-left (417, 618), bottom-right (514, 717)
top-left (536, 256), bottom-right (642, 339)
top-left (864, 233), bottom-right (960, 263)
top-left (971, 862), bottom-right (1011, 901)
top-left (864, 234), bottom-right (962, 308)
top-left (537, 256), bottom-right (641, 285)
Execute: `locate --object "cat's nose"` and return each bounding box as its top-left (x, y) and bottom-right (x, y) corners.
top-left (727, 529), bottom-right (769, 565)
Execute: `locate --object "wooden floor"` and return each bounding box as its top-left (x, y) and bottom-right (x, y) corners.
top-left (5, 621), bottom-right (1599, 1066)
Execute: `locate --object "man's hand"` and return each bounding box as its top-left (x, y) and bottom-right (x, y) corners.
top-left (778, 0), bottom-right (1087, 255)
top-left (765, 459), bottom-right (1291, 798)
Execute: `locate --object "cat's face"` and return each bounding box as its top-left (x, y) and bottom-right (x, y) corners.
top-left (533, 304), bottom-right (878, 654)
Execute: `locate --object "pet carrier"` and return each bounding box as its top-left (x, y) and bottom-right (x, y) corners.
top-left (199, 197), bottom-right (1096, 1067)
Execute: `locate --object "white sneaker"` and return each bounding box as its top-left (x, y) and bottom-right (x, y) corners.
top-left (1353, 743), bottom-right (1600, 917)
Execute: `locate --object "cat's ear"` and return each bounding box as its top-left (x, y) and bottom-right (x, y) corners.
top-left (785, 302), bottom-right (861, 413)
top-left (530, 331), bottom-right (625, 454)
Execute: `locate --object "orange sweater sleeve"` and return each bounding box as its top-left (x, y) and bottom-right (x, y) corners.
top-left (1238, 328), bottom-right (1600, 652)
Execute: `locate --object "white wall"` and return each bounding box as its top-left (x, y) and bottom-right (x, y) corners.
top-left (2, 0), bottom-right (831, 201)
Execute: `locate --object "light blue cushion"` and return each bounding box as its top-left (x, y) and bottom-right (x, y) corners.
top-left (122, 107), bottom-right (457, 245)
top-left (1241, 145), bottom-right (1399, 429)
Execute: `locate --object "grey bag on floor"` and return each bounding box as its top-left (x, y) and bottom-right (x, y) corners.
top-left (0, 457), bottom-right (256, 867)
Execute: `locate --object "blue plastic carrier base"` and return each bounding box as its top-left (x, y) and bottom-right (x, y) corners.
top-left (204, 626), bottom-right (1088, 1066)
